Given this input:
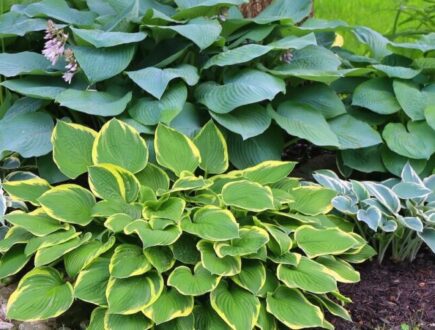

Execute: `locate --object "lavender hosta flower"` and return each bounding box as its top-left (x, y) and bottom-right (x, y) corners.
top-left (42, 20), bottom-right (68, 66)
top-left (280, 49), bottom-right (294, 64)
top-left (62, 48), bottom-right (78, 84)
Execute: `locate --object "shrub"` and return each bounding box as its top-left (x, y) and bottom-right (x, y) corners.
top-left (0, 0), bottom-right (434, 178)
top-left (314, 163), bottom-right (435, 263)
top-left (0, 119), bottom-right (374, 329)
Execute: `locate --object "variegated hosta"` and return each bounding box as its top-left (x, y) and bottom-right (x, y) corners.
top-left (314, 164), bottom-right (435, 263)
top-left (1, 119), bottom-right (374, 329)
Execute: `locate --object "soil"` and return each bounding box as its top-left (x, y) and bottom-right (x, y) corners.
top-left (331, 251), bottom-right (435, 330)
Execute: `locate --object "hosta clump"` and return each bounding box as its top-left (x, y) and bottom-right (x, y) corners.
top-left (0, 119), bottom-right (373, 329)
top-left (314, 164), bottom-right (435, 263)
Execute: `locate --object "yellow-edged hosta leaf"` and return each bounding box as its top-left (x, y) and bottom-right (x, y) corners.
top-left (74, 258), bottom-right (110, 306)
top-left (168, 263), bottom-right (220, 296)
top-left (222, 180), bottom-right (275, 212)
top-left (124, 219), bottom-right (182, 249)
top-left (109, 244), bottom-right (152, 278)
top-left (214, 227), bottom-right (269, 257)
top-left (231, 259), bottom-right (266, 295)
top-left (0, 245), bottom-right (31, 279)
top-left (3, 177), bottom-right (51, 205)
top-left (242, 161), bottom-right (296, 185)
top-left (135, 163), bottom-right (170, 194)
top-left (197, 240), bottom-right (241, 276)
top-left (289, 186), bottom-right (336, 216)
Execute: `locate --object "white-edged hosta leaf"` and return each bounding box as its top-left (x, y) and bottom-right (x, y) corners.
top-left (0, 52), bottom-right (57, 77)
top-left (418, 228), bottom-right (435, 253)
top-left (352, 78), bottom-right (400, 114)
top-left (3, 177), bottom-right (51, 205)
top-left (71, 28), bottom-right (147, 48)
top-left (74, 258), bottom-right (110, 305)
top-left (92, 119), bottom-right (148, 173)
top-left (222, 180), bottom-right (274, 212)
top-left (168, 263), bottom-right (220, 296)
top-left (52, 121), bottom-right (97, 179)
top-left (356, 206), bottom-right (382, 231)
top-left (109, 244), bottom-right (152, 278)
top-left (364, 181), bottom-right (401, 214)
top-left (392, 182), bottom-right (431, 199)
top-left (197, 240), bottom-right (241, 276)
top-left (6, 267), bottom-right (74, 321)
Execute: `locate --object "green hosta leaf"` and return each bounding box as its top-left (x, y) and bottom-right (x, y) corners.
top-left (124, 219), bottom-right (181, 249)
top-left (55, 90), bottom-right (132, 117)
top-left (310, 294), bottom-right (351, 322)
top-left (352, 26), bottom-right (391, 59)
top-left (352, 78), bottom-right (400, 115)
top-left (88, 164), bottom-right (140, 203)
top-left (168, 263), bottom-right (220, 296)
top-left (329, 114), bottom-right (382, 149)
top-left (5, 209), bottom-right (67, 237)
top-left (144, 246), bottom-right (176, 273)
top-left (149, 18), bottom-right (221, 50)
top-left (181, 206), bottom-right (239, 241)
top-left (266, 286), bottom-right (324, 329)
top-left (143, 197), bottom-right (185, 221)
top-left (129, 82), bottom-right (187, 125)
top-left (295, 226), bottom-right (359, 258)
top-left (210, 281), bottom-right (260, 330)
top-left (73, 45), bottom-right (135, 83)
top-left (171, 173), bottom-right (212, 192)
top-left (277, 256), bottom-right (337, 293)
top-left (71, 28), bottom-right (147, 48)
top-left (0, 52), bottom-right (56, 77)
top-left (316, 255), bottom-right (360, 283)
top-left (25, 228), bottom-right (79, 256)
top-left (426, 105), bottom-right (435, 131)
top-left (383, 122), bottom-right (435, 159)
top-left (52, 121), bottom-right (97, 179)
top-left (242, 161), bottom-right (296, 185)
top-left (210, 105), bottom-right (271, 140)
top-left (157, 314), bottom-right (194, 330)
top-left (0, 112), bottom-right (54, 157)
top-left (214, 227), bottom-right (269, 257)
top-left (106, 271), bottom-right (163, 315)
top-left (88, 307), bottom-right (105, 330)
top-left (38, 184), bottom-right (95, 225)
top-left (194, 303), bottom-right (231, 330)
top-left (193, 120), bottom-right (229, 174)
top-left (393, 80), bottom-right (426, 121)
top-left (105, 312), bottom-right (153, 330)
top-left (255, 221), bottom-right (292, 256)
top-left (64, 237), bottom-right (115, 278)
top-left (196, 69), bottom-right (285, 113)
top-left (7, 267), bottom-right (74, 321)
top-left (155, 124), bottom-right (201, 176)
top-left (3, 177), bottom-right (51, 205)
top-left (197, 240), bottom-right (241, 276)
top-left (232, 259), bottom-right (266, 295)
top-left (257, 301), bottom-right (277, 330)
top-left (255, 0), bottom-right (312, 23)
top-left (222, 180), bottom-right (274, 212)
top-left (173, 0), bottom-right (245, 19)
top-left (373, 64), bottom-right (421, 79)
top-left (341, 146), bottom-right (387, 173)
top-left (127, 64), bottom-right (199, 99)
top-left (0, 77), bottom-right (67, 100)
top-left (290, 186), bottom-right (336, 216)
top-left (136, 163), bottom-right (170, 193)
top-left (0, 228), bottom-right (33, 254)
top-left (171, 235), bottom-right (201, 265)
top-left (270, 102), bottom-right (340, 147)
top-left (143, 288), bottom-right (194, 325)
top-left (93, 119), bottom-right (148, 173)
top-left (74, 258), bottom-right (110, 306)
top-left (0, 12), bottom-right (47, 37)
top-left (0, 245), bottom-right (31, 279)
top-left (109, 244), bottom-right (152, 278)
top-left (93, 200), bottom-right (142, 219)
top-left (104, 213), bottom-right (134, 233)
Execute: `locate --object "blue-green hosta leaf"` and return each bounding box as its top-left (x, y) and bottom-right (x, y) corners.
top-left (71, 28), bottom-right (147, 48)
top-left (195, 69), bottom-right (285, 114)
top-left (315, 255), bottom-right (360, 283)
top-left (266, 286), bottom-right (324, 329)
top-left (382, 151), bottom-right (427, 179)
top-left (193, 120), bottom-right (229, 174)
top-left (143, 288), bottom-right (194, 325)
top-left (214, 226), bottom-right (269, 257)
top-left (295, 226), bottom-right (359, 258)
top-left (352, 78), bottom-right (401, 115)
top-left (222, 180), bottom-right (274, 211)
top-left (0, 112), bottom-right (53, 157)
top-left (393, 80), bottom-right (427, 121)
top-left (364, 182), bottom-right (401, 214)
top-left (148, 18), bottom-right (221, 50)
top-left (181, 206), bottom-right (239, 241)
top-left (52, 121), bottom-right (97, 179)
top-left (254, 0), bottom-right (312, 23)
top-left (383, 122), bottom-right (435, 160)
top-left (0, 245), bottom-right (31, 279)
top-left (93, 119), bottom-right (148, 173)
top-left (231, 259), bottom-right (266, 295)
top-left (392, 182), bottom-right (431, 199)
top-left (7, 267), bottom-right (74, 321)
top-left (21, 0), bottom-right (96, 25)
top-left (197, 240), bottom-right (241, 276)
top-left (210, 105), bottom-right (271, 140)
top-left (242, 160), bottom-right (296, 185)
top-left (329, 114), bottom-right (382, 149)
top-left (0, 12), bottom-right (47, 37)
top-left (352, 26), bottom-right (391, 60)
top-left (109, 244), bottom-right (152, 278)
top-left (173, 0), bottom-right (245, 19)
top-left (290, 186), bottom-right (336, 216)
top-left (332, 196), bottom-right (358, 214)
top-left (0, 52), bottom-right (59, 77)
top-left (124, 219), bottom-right (181, 249)
top-left (106, 270), bottom-right (163, 315)
top-left (73, 45), bottom-right (135, 83)
top-left (0, 77), bottom-right (67, 100)
top-left (55, 90), bottom-right (132, 117)
top-left (168, 263), bottom-right (220, 296)
top-left (210, 281), bottom-right (260, 330)
top-left (418, 228), bottom-right (435, 253)
top-left (277, 256), bottom-right (337, 293)
top-left (3, 177), bottom-right (51, 205)
top-left (129, 82), bottom-right (187, 125)
top-left (400, 216), bottom-right (423, 232)
top-left (270, 102), bottom-right (339, 147)
top-left (341, 146), bottom-right (387, 173)
top-left (387, 33), bottom-right (435, 58)
top-left (127, 65), bottom-right (199, 99)
top-left (373, 64), bottom-right (421, 79)
top-left (38, 184), bottom-right (95, 225)
top-left (155, 124), bottom-right (201, 176)
top-left (74, 258), bottom-right (110, 306)
top-left (357, 206), bottom-right (382, 231)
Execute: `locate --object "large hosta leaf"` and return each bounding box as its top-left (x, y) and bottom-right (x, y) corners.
top-left (316, 255), bottom-right (360, 283)
top-left (242, 161), bottom-right (296, 185)
top-left (254, 0), bottom-right (312, 23)
top-left (168, 263), bottom-right (220, 296)
top-left (74, 258), bottom-right (110, 306)
top-left (0, 52), bottom-right (57, 77)
top-left (105, 312), bottom-right (153, 330)
top-left (3, 177), bottom-right (51, 205)
top-left (210, 281), bottom-right (260, 330)
top-left (393, 80), bottom-right (427, 121)
top-left (124, 220), bottom-right (181, 249)
top-left (270, 102), bottom-right (339, 147)
top-left (7, 267), bottom-right (74, 321)
top-left (0, 112), bottom-right (53, 157)
top-left (290, 186), bottom-right (336, 216)
top-left (197, 240), bottom-right (241, 276)
top-left (222, 180), bottom-right (274, 211)
top-left (266, 286), bottom-right (324, 329)
top-left (0, 12), bottom-right (47, 37)
top-left (195, 69), bottom-right (285, 114)
top-left (25, 229), bottom-right (79, 256)
top-left (55, 90), bottom-right (132, 116)
top-left (383, 122), bottom-right (435, 159)
top-left (0, 245), bottom-right (31, 279)
top-left (0, 77), bottom-right (67, 100)
top-left (214, 227), bottom-right (269, 257)
top-left (109, 244), bottom-right (152, 278)
top-left (93, 119), bottom-right (148, 173)
top-left (173, 0), bottom-right (245, 19)
top-left (232, 259), bottom-right (266, 295)
top-left (71, 28), bottom-right (147, 48)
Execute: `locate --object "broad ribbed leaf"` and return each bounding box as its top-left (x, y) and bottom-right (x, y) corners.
top-left (124, 219), bottom-right (181, 249)
top-left (25, 228), bottom-right (79, 256)
top-left (214, 227), bottom-right (269, 257)
top-left (5, 209), bottom-right (67, 237)
top-left (352, 78), bottom-right (400, 114)
top-left (242, 161), bottom-right (296, 185)
top-left (0, 52), bottom-right (56, 77)
top-left (393, 80), bottom-right (426, 121)
top-left (316, 255), bottom-right (360, 283)
top-left (109, 244), bottom-right (152, 278)
top-left (418, 228), bottom-right (435, 253)
top-left (374, 64), bottom-right (421, 79)
top-left (255, 0), bottom-right (312, 23)
top-left (105, 312), bottom-right (153, 330)
top-left (290, 186), bottom-right (336, 216)
top-left (3, 177), bottom-right (51, 205)
top-left (168, 263), bottom-right (220, 296)
top-left (71, 28), bottom-right (147, 48)
top-left (143, 197), bottom-right (185, 221)
top-left (232, 259), bottom-right (266, 295)
top-left (136, 164), bottom-right (170, 193)
top-left (74, 258), bottom-right (110, 305)
top-left (0, 77), bottom-right (67, 100)
top-left (0, 245), bottom-right (31, 279)
top-left (222, 180), bottom-right (274, 211)
top-left (0, 12), bottom-right (47, 37)
top-left (197, 240), bottom-right (241, 276)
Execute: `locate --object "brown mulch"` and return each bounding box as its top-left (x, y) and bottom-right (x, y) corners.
top-left (331, 252), bottom-right (435, 330)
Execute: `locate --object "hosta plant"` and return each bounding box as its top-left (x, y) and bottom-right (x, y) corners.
top-left (314, 164), bottom-right (435, 263)
top-left (0, 119), bottom-right (374, 329)
top-left (0, 0), bottom-right (434, 178)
